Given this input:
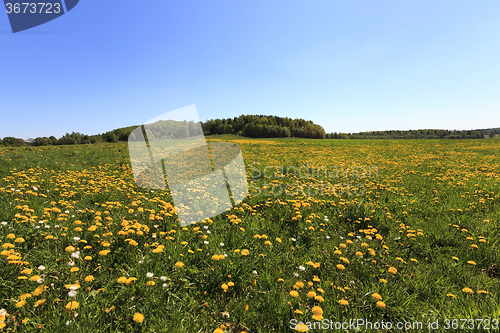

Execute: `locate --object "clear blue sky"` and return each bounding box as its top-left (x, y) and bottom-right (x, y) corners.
top-left (1, 0), bottom-right (500, 140)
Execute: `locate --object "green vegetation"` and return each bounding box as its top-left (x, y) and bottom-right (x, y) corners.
top-left (0, 138), bottom-right (499, 332)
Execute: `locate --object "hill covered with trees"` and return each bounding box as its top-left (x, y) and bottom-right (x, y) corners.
top-left (201, 115), bottom-right (326, 139)
top-left (1, 118), bottom-right (498, 147)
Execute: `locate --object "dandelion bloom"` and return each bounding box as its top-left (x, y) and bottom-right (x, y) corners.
top-left (147, 281), bottom-right (155, 286)
top-left (125, 277), bottom-right (137, 285)
top-left (478, 290), bottom-right (489, 294)
top-left (380, 279), bottom-right (388, 284)
top-left (295, 322), bottom-right (309, 331)
top-left (84, 275), bottom-right (94, 282)
top-left (315, 295), bottom-right (325, 302)
top-left (462, 287), bottom-right (474, 294)
top-left (65, 301), bottom-right (79, 310)
top-left (221, 284), bottom-right (228, 292)
top-left (372, 293), bottom-right (382, 301)
top-left (132, 312), bottom-right (144, 323)
top-left (117, 276), bottom-right (127, 284)
top-left (241, 249), bottom-right (250, 256)
top-left (355, 251), bottom-right (363, 257)
top-left (175, 262), bottom-right (184, 268)
top-left (311, 306), bottom-right (323, 320)
top-left (388, 267), bottom-right (397, 274)
top-left (70, 267), bottom-right (79, 272)
top-left (338, 299), bottom-right (349, 306)
top-left (336, 264), bottom-right (345, 270)
top-left (84, 256), bottom-right (92, 261)
top-left (446, 293), bottom-right (456, 298)
top-left (213, 329), bottom-right (224, 333)
top-left (467, 261), bottom-right (476, 265)
top-left (30, 275), bottom-right (41, 282)
top-left (16, 300), bottom-right (26, 308)
top-left (294, 281), bottom-right (305, 289)
top-left (65, 246), bottom-right (75, 253)
top-left (34, 299), bottom-right (46, 307)
top-left (290, 290), bottom-right (299, 298)
top-left (376, 301), bottom-right (386, 309)
top-left (20, 293), bottom-right (31, 300)
top-left (99, 250), bottom-right (110, 256)
top-left (227, 282), bottom-right (234, 287)
top-left (307, 291), bottom-right (316, 298)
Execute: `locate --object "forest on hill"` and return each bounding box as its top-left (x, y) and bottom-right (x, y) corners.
top-left (1, 116), bottom-right (498, 147)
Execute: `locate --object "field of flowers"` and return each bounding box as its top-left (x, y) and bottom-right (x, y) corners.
top-left (0, 137), bottom-right (499, 332)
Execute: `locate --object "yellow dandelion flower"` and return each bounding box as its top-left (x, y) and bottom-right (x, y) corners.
top-left (34, 299), bottom-right (46, 307)
top-left (175, 262), bottom-right (184, 268)
top-left (446, 293), bottom-right (456, 298)
top-left (307, 291), bottom-right (316, 298)
top-left (132, 312), bottom-right (144, 323)
top-left (336, 264), bottom-right (345, 270)
top-left (338, 299), bottom-right (349, 306)
top-left (65, 246), bottom-right (75, 253)
top-left (462, 287), bottom-right (474, 294)
top-left (372, 293), bottom-right (382, 301)
top-left (376, 301), bottom-right (386, 309)
top-left (85, 275), bottom-right (94, 282)
top-left (388, 267), bottom-right (397, 274)
top-left (290, 290), bottom-right (299, 298)
top-left (65, 301), bottom-right (79, 310)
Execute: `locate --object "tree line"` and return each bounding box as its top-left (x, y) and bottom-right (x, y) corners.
top-left (201, 115), bottom-right (326, 139)
top-left (1, 120), bottom-right (497, 147)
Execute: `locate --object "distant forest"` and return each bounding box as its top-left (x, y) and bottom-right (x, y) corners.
top-left (0, 115), bottom-right (498, 147)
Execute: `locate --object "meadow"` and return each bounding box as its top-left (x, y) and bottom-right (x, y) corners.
top-left (0, 136), bottom-right (499, 332)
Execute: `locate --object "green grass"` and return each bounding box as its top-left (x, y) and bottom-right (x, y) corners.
top-left (0, 138), bottom-right (499, 333)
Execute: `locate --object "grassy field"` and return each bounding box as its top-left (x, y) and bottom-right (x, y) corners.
top-left (0, 136), bottom-right (499, 332)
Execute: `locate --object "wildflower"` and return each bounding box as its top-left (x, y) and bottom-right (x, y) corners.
top-left (380, 279), bottom-right (388, 284)
top-left (388, 267), bottom-right (397, 274)
top-left (34, 299), bottom-right (46, 307)
top-left (146, 272), bottom-right (154, 278)
top-left (336, 264), bottom-right (345, 270)
top-left (125, 277), bottom-right (137, 285)
top-left (147, 281), bottom-right (155, 286)
top-left (447, 293), bottom-right (456, 298)
top-left (84, 275), bottom-right (94, 282)
top-left (117, 277), bottom-right (127, 283)
top-left (175, 262), bottom-right (184, 268)
top-left (338, 299), bottom-right (349, 306)
top-left (311, 306), bottom-right (323, 320)
top-left (65, 301), bottom-right (79, 310)
top-left (307, 291), bottom-right (316, 298)
top-left (295, 322), bottom-right (309, 331)
top-left (20, 293), bottom-right (32, 300)
top-left (290, 290), bottom-right (299, 298)
top-left (99, 250), bottom-right (110, 256)
top-left (376, 301), bottom-right (386, 309)
top-left (467, 261), bottom-right (476, 265)
top-left (132, 312), bottom-right (144, 323)
top-left (16, 300), bottom-right (26, 308)
top-left (298, 265), bottom-right (305, 271)
top-left (68, 291), bottom-right (77, 297)
top-left (221, 284), bottom-right (228, 292)
top-left (462, 287), bottom-right (474, 294)
top-left (65, 246), bottom-right (76, 253)
top-left (372, 293), bottom-right (382, 301)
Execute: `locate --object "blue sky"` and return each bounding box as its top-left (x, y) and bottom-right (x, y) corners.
top-left (1, 0), bottom-right (500, 140)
